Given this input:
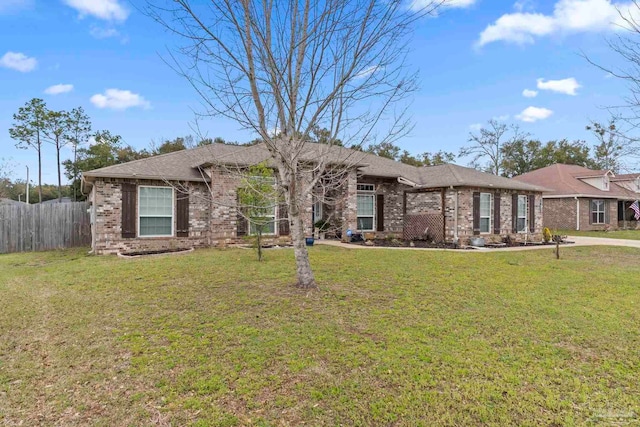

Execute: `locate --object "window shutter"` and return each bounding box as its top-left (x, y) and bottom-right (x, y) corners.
top-left (121, 183), bottom-right (136, 238)
top-left (278, 202), bottom-right (290, 236)
top-left (493, 192), bottom-right (501, 234)
top-left (236, 192), bottom-right (248, 237)
top-left (604, 200), bottom-right (610, 224)
top-left (472, 191), bottom-right (480, 235)
top-left (589, 200), bottom-right (593, 224)
top-left (376, 194), bottom-right (384, 232)
top-left (176, 191), bottom-right (189, 237)
top-left (512, 193), bottom-right (518, 233)
top-left (528, 194), bottom-right (535, 233)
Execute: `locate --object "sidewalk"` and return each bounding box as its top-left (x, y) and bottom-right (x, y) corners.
top-left (314, 236), bottom-right (640, 252)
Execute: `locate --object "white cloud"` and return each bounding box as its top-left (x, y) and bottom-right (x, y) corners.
top-left (477, 0), bottom-right (639, 47)
top-left (494, 114), bottom-right (510, 121)
top-left (516, 106), bottom-right (553, 122)
top-left (522, 89), bottom-right (538, 98)
top-left (469, 123), bottom-right (483, 131)
top-left (0, 51), bottom-right (37, 72)
top-left (44, 84), bottom-right (74, 95)
top-left (354, 65), bottom-right (383, 80)
top-left (89, 25), bottom-right (120, 39)
top-left (90, 89), bottom-right (150, 110)
top-left (411, 0), bottom-right (477, 10)
top-left (63, 0), bottom-right (128, 22)
top-left (537, 77), bottom-right (581, 95)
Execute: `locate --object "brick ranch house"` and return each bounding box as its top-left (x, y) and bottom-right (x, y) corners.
top-left (81, 142), bottom-right (545, 255)
top-left (514, 164), bottom-right (640, 231)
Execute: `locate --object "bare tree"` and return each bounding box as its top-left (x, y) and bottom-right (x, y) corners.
top-left (459, 119), bottom-right (527, 176)
top-left (587, 118), bottom-right (638, 173)
top-left (146, 0), bottom-right (444, 289)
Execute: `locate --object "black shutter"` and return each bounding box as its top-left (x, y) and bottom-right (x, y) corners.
top-left (528, 194), bottom-right (535, 233)
top-left (279, 202), bottom-right (290, 236)
top-left (589, 200), bottom-right (593, 224)
top-left (472, 191), bottom-right (480, 235)
top-left (604, 200), bottom-right (610, 224)
top-left (512, 193), bottom-right (518, 233)
top-left (376, 194), bottom-right (384, 232)
top-left (176, 191), bottom-right (189, 237)
top-left (121, 183), bottom-right (136, 238)
top-left (236, 192), bottom-right (248, 237)
top-left (493, 192), bottom-right (501, 234)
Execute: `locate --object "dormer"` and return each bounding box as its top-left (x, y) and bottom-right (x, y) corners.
top-left (576, 170), bottom-right (614, 191)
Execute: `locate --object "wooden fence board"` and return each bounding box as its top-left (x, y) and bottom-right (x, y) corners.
top-left (0, 202), bottom-right (91, 254)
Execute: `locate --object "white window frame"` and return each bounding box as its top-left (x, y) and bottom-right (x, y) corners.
top-left (138, 185), bottom-right (175, 238)
top-left (357, 183), bottom-right (375, 231)
top-left (479, 192), bottom-right (492, 234)
top-left (591, 199), bottom-right (606, 224)
top-left (249, 204), bottom-right (277, 235)
top-left (516, 195), bottom-right (528, 233)
top-left (242, 176), bottom-right (278, 236)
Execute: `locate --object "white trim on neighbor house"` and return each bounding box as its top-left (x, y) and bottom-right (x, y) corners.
top-left (542, 194), bottom-right (621, 200)
top-left (591, 199), bottom-right (606, 224)
top-left (137, 185), bottom-right (175, 238)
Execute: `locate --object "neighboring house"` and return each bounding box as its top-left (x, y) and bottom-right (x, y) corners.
top-left (513, 164), bottom-right (639, 231)
top-left (81, 142), bottom-right (545, 254)
top-left (40, 197), bottom-right (73, 204)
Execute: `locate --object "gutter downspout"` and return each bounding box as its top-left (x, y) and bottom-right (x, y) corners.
top-left (574, 196), bottom-right (579, 231)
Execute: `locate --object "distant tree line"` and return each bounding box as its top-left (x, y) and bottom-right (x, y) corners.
top-left (460, 118), bottom-right (638, 177)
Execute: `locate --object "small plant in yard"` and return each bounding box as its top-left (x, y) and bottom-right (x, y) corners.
top-left (543, 227), bottom-right (552, 243)
top-left (237, 163), bottom-right (279, 261)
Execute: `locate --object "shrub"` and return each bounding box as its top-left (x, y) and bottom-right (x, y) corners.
top-left (543, 227), bottom-right (552, 243)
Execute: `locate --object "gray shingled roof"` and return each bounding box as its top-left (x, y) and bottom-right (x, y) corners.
top-left (82, 142), bottom-right (545, 192)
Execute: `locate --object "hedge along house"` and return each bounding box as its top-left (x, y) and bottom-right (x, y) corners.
top-left (513, 164), bottom-right (640, 231)
top-left (81, 142), bottom-right (546, 255)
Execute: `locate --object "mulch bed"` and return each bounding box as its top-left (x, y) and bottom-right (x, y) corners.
top-left (118, 248), bottom-right (194, 257)
top-left (349, 238), bottom-right (574, 249)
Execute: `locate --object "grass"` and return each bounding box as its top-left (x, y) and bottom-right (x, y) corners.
top-left (558, 229), bottom-right (640, 240)
top-left (1, 245), bottom-right (640, 426)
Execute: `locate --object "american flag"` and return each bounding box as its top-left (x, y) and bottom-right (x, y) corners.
top-left (630, 200), bottom-right (640, 221)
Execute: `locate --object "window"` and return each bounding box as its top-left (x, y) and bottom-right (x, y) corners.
top-left (249, 205), bottom-right (276, 235)
top-left (357, 184), bottom-right (375, 231)
top-left (139, 186), bottom-right (173, 237)
top-left (479, 193), bottom-right (491, 233)
top-left (516, 195), bottom-right (528, 232)
top-left (313, 198), bottom-right (323, 224)
top-left (591, 200), bottom-right (606, 224)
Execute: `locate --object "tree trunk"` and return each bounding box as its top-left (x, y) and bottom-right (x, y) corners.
top-left (287, 180), bottom-right (317, 289)
top-left (56, 139), bottom-right (62, 202)
top-left (289, 211), bottom-right (316, 289)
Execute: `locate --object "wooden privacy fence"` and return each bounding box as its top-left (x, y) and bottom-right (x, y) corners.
top-left (0, 202), bottom-right (91, 254)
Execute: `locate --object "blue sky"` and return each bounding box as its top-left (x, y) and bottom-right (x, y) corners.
top-left (0, 0), bottom-right (636, 183)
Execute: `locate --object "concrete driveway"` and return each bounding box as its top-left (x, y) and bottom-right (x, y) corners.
top-left (567, 235), bottom-right (640, 249)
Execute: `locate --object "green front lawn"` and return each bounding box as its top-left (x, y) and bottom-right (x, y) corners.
top-left (1, 246), bottom-right (639, 426)
top-left (558, 229), bottom-right (640, 240)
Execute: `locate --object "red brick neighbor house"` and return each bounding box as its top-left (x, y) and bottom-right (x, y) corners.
top-left (513, 164), bottom-right (640, 231)
top-left (81, 142), bottom-right (545, 254)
